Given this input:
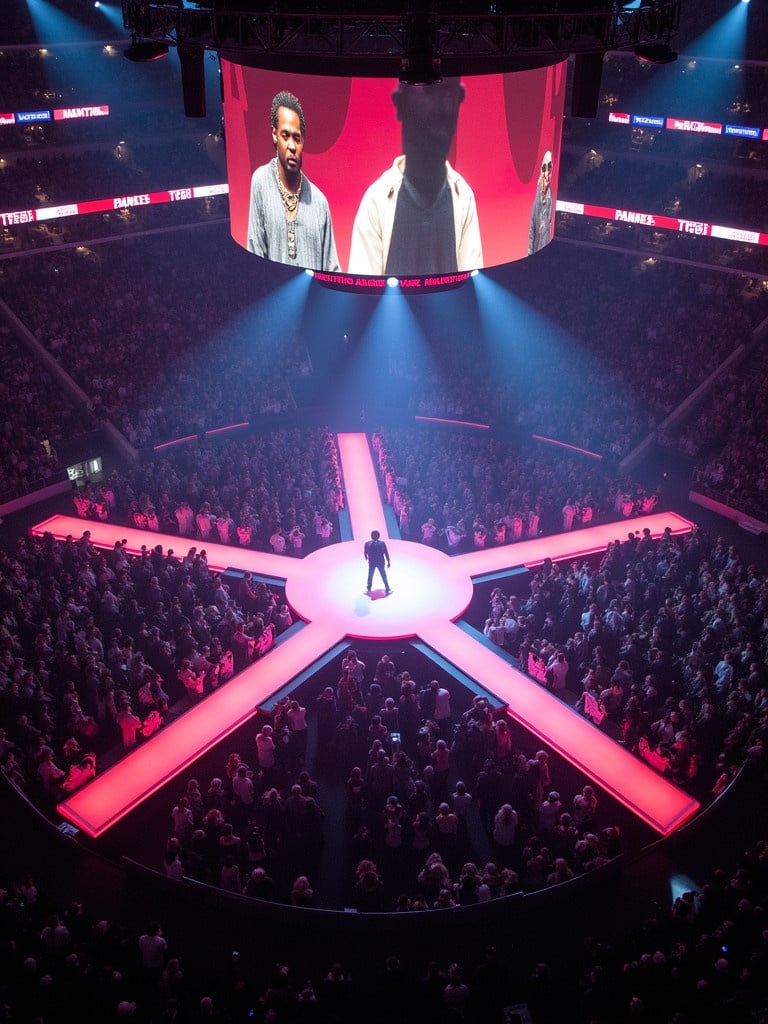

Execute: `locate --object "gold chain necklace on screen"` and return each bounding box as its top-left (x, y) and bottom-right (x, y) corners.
top-left (274, 159), bottom-right (303, 213)
top-left (274, 160), bottom-right (302, 259)
top-left (286, 221), bottom-right (297, 260)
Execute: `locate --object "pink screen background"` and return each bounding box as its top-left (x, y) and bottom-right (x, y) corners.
top-left (222, 61), bottom-right (566, 272)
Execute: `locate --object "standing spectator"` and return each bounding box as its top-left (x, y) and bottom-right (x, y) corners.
top-left (274, 604), bottom-right (293, 635)
top-left (216, 512), bottom-right (235, 545)
top-left (539, 791), bottom-right (562, 837)
top-left (493, 804), bottom-right (518, 866)
top-left (195, 504), bottom-right (215, 540)
top-left (443, 962), bottom-right (471, 1020)
top-left (255, 724), bottom-right (277, 786)
top-left (177, 660), bottom-right (204, 701)
top-left (549, 651), bottom-right (569, 694)
top-left (231, 623), bottom-right (252, 675)
top-left (138, 922), bottom-right (167, 980)
top-left (220, 855), bottom-right (242, 894)
top-left (435, 802), bottom-right (459, 865)
top-left (287, 699), bottom-right (308, 769)
top-left (37, 747), bottom-right (65, 796)
top-left (475, 760), bottom-right (501, 835)
top-left (315, 687), bottom-right (337, 767)
top-left (342, 650), bottom-right (366, 689)
top-left (431, 739), bottom-right (451, 805)
top-left (116, 702), bottom-right (142, 750)
top-left (269, 527), bottom-right (286, 554)
top-left (289, 526), bottom-right (305, 556)
top-left (432, 680), bottom-right (452, 739)
top-left (290, 875), bottom-right (314, 907)
top-left (231, 764), bottom-right (255, 832)
top-left (171, 797), bottom-right (194, 842)
top-left (573, 785), bottom-right (598, 830)
top-left (175, 501), bottom-right (194, 537)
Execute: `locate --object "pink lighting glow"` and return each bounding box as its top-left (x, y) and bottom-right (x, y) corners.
top-left (415, 416), bottom-right (491, 429)
top-left (33, 437), bottom-right (698, 839)
top-left (531, 434), bottom-right (603, 459)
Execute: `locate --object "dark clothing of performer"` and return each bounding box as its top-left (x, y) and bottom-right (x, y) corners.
top-left (364, 535), bottom-right (391, 592)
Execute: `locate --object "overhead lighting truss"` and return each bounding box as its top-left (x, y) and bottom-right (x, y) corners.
top-left (120, 1), bottom-right (681, 73)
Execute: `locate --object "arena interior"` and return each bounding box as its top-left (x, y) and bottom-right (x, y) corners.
top-left (2, 0), bottom-right (768, 1021)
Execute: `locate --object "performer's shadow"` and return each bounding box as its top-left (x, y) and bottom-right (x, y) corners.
top-left (367, 588), bottom-right (391, 600)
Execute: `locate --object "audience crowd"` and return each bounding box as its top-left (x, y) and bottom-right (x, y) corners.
top-left (0, 527), bottom-right (294, 797)
top-left (1, 195), bottom-right (228, 257)
top-left (371, 426), bottom-right (659, 546)
top-left (2, 234), bottom-right (763, 479)
top-left (557, 216), bottom-right (768, 278)
top-left (390, 251), bottom-right (765, 458)
top-left (156, 652), bottom-right (623, 914)
top-left (0, 332), bottom-right (95, 502)
top-left (578, 50), bottom-right (768, 132)
top-left (1, 229), bottom-right (304, 447)
top-left (658, 368), bottom-right (747, 461)
top-left (2, 236), bottom-right (765, 539)
top-left (489, 526), bottom-right (767, 796)
top-left (688, 358), bottom-right (768, 522)
top-left (1, 420), bottom-right (767, 924)
top-left (70, 427), bottom-right (343, 553)
top-left (1, 789), bottom-right (767, 1022)
top-left (654, 340), bottom-right (768, 523)
top-left (2, 9), bottom-right (768, 1015)
top-left (559, 149), bottom-right (768, 234)
top-left (1, 141), bottom-right (223, 220)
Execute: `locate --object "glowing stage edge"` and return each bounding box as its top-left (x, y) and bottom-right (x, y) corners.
top-left (32, 435), bottom-right (699, 838)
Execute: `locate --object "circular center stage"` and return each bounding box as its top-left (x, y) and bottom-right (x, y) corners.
top-left (285, 539), bottom-right (474, 641)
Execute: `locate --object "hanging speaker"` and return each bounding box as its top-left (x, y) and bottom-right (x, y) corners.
top-left (178, 44), bottom-right (206, 119)
top-left (571, 52), bottom-right (603, 119)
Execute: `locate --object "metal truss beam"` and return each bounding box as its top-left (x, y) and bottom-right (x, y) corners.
top-left (121, 2), bottom-right (680, 73)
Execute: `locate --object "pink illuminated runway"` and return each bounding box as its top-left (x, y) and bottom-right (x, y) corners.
top-left (33, 435), bottom-right (699, 838)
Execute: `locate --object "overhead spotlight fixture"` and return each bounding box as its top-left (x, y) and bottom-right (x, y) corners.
top-left (634, 44), bottom-right (677, 65)
top-left (305, 268), bottom-right (314, 277)
top-left (470, 269), bottom-right (479, 277)
top-left (386, 277), bottom-right (399, 288)
top-left (124, 33), bottom-right (169, 62)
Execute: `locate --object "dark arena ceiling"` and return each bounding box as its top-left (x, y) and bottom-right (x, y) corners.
top-left (121, 0), bottom-right (682, 76)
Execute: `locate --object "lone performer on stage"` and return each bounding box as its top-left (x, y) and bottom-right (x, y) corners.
top-left (364, 530), bottom-right (391, 594)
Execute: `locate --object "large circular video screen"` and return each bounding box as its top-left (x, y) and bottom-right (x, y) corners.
top-left (222, 61), bottom-right (566, 277)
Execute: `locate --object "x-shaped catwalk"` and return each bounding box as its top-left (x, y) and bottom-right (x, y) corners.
top-left (33, 434), bottom-right (699, 838)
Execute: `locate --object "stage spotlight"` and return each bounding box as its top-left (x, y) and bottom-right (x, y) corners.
top-left (124, 34), bottom-right (169, 62)
top-left (386, 277), bottom-right (399, 288)
top-left (470, 269), bottom-right (479, 277)
top-left (305, 269), bottom-right (315, 277)
top-left (634, 43), bottom-right (678, 64)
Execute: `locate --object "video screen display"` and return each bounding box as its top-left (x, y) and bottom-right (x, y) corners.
top-left (221, 61), bottom-right (566, 276)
